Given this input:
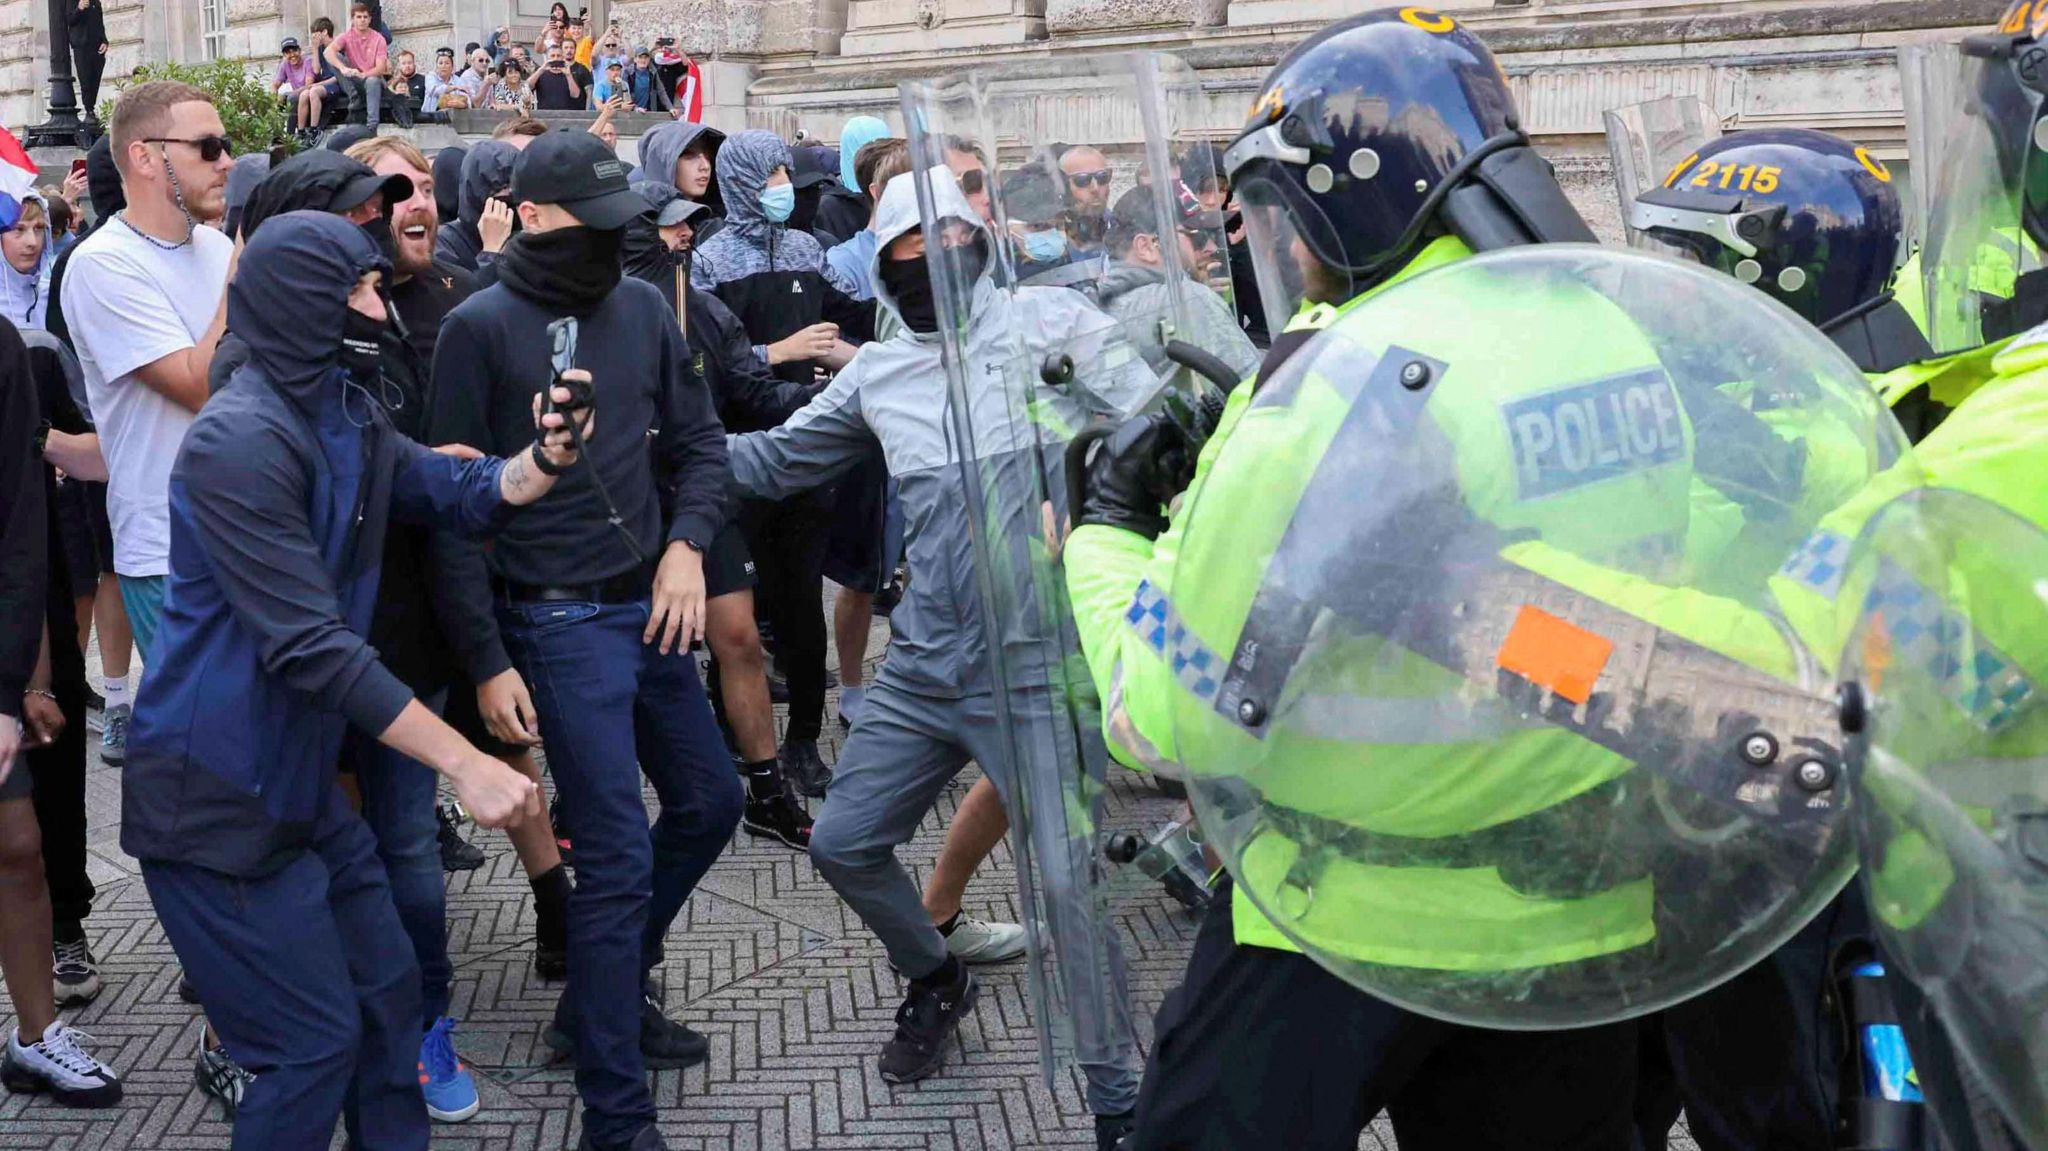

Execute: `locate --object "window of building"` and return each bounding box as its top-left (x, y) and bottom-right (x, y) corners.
top-left (201, 0), bottom-right (228, 61)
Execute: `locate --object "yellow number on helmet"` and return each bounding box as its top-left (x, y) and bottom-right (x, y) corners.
top-left (1855, 147), bottom-right (1894, 183)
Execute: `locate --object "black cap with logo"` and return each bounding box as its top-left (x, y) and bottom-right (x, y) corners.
top-left (281, 36), bottom-right (301, 52)
top-left (509, 129), bottom-right (649, 230)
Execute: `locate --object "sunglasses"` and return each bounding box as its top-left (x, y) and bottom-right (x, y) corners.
top-left (958, 169), bottom-right (986, 196)
top-left (1066, 170), bottom-right (1112, 189)
top-left (1180, 227), bottom-right (1218, 249)
top-left (146, 135), bottom-right (234, 162)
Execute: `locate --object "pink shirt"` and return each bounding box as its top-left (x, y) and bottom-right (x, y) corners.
top-left (333, 27), bottom-right (388, 75)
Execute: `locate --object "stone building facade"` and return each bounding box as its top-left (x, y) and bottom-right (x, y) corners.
top-left (0, 0), bottom-right (2005, 234)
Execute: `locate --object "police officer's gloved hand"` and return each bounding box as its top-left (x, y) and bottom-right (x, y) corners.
top-left (1076, 411), bottom-right (1194, 541)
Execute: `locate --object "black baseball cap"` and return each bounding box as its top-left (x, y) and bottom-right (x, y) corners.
top-left (281, 36), bottom-right (301, 51)
top-left (510, 130), bottom-right (647, 229)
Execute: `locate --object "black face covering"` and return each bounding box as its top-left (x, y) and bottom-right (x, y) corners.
top-left (881, 254), bottom-right (938, 333)
top-left (359, 215), bottom-right (399, 265)
top-left (495, 225), bottom-right (625, 316)
top-left (340, 305), bottom-right (387, 380)
top-left (883, 237), bottom-right (987, 334)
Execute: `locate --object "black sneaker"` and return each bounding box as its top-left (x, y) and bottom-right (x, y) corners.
top-left (52, 938), bottom-right (102, 1007)
top-left (742, 784), bottom-right (812, 850)
top-left (877, 963), bottom-right (978, 1084)
top-left (578, 1125), bottom-right (669, 1151)
top-left (544, 990), bottom-right (709, 1069)
top-left (177, 973), bottom-right (201, 1004)
top-left (84, 686), bottom-right (105, 713)
top-left (1096, 1110), bottom-right (1137, 1151)
top-left (438, 804), bottom-right (487, 872)
top-left (779, 739), bottom-right (831, 799)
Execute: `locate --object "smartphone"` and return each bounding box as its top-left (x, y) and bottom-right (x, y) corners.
top-left (71, 158), bottom-right (87, 177)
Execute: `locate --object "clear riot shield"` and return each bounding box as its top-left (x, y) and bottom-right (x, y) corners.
top-left (1910, 38), bottom-right (2048, 354)
top-left (1900, 43), bottom-right (1969, 254)
top-left (898, 51), bottom-right (1238, 1080)
top-left (1160, 244), bottom-right (1911, 1030)
top-left (1836, 489), bottom-right (2048, 1149)
top-left (1604, 96), bottom-right (1722, 252)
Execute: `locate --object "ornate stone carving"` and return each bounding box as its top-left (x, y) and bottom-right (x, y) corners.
top-left (915, 0), bottom-right (942, 30)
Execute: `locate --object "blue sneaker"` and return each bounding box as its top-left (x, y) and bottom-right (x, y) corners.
top-left (418, 1017), bottom-right (479, 1123)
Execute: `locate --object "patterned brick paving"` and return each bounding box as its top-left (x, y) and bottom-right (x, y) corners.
top-left (0, 602), bottom-right (1697, 1149)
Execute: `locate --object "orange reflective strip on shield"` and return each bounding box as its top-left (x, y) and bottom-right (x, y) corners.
top-left (1496, 605), bottom-right (1616, 706)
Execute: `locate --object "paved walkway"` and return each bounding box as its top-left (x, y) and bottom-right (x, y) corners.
top-left (0, 603), bottom-right (1699, 1149)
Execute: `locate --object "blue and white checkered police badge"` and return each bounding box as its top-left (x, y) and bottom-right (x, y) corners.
top-left (1501, 367), bottom-right (1686, 501)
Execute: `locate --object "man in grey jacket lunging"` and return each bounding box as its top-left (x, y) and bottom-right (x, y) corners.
top-left (726, 168), bottom-right (1150, 1151)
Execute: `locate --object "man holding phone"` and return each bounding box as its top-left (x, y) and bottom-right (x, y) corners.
top-left (528, 41), bottom-right (589, 111)
top-left (426, 132), bottom-right (739, 1151)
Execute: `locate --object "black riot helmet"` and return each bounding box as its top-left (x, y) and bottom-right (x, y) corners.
top-left (1222, 7), bottom-right (1592, 335)
top-left (1630, 130), bottom-right (1932, 372)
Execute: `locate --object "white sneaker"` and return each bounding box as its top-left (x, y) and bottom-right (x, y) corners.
top-left (943, 916), bottom-right (1028, 964)
top-left (1, 1021), bottom-right (122, 1108)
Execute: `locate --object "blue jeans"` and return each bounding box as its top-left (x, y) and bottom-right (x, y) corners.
top-left (498, 599), bottom-right (743, 1147)
top-left (353, 690), bottom-right (452, 1031)
top-left (144, 795), bottom-right (427, 1151)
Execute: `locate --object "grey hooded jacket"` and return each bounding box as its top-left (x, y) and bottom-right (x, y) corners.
top-left (727, 167), bottom-right (1155, 698)
top-left (1095, 259), bottom-right (1261, 386)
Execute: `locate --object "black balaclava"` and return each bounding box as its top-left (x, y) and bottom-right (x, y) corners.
top-left (495, 225), bottom-right (625, 316)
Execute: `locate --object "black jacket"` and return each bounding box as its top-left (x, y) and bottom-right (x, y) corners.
top-left (0, 320), bottom-right (45, 718)
top-left (435, 140), bottom-right (517, 274)
top-left (811, 184), bottom-right (869, 251)
top-left (425, 260), bottom-right (729, 684)
top-left (689, 131), bottom-right (871, 383)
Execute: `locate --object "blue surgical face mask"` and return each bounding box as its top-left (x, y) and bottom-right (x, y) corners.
top-left (1021, 228), bottom-right (1066, 262)
top-left (759, 183), bottom-right (795, 223)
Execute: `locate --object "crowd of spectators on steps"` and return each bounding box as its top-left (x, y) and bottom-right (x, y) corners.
top-left (270, 3), bottom-right (710, 138)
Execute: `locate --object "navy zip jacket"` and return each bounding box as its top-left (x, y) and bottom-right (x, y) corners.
top-left (123, 213), bottom-right (514, 877)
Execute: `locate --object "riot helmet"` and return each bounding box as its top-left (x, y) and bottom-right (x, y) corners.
top-left (1910, 8), bottom-right (2048, 352)
top-left (1628, 129), bottom-right (1931, 372)
top-left (1222, 7), bottom-right (1591, 335)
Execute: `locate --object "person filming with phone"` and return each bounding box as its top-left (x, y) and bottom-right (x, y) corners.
top-left (424, 131), bottom-right (739, 1151)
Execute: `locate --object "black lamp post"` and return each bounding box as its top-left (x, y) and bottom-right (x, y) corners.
top-left (26, 0), bottom-right (94, 149)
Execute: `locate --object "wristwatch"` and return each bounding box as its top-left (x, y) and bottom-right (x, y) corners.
top-left (33, 418), bottom-right (51, 456)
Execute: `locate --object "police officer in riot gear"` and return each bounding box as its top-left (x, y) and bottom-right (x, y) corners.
top-left (1065, 10), bottom-right (1672, 1149)
top-left (1621, 125), bottom-right (1945, 1151)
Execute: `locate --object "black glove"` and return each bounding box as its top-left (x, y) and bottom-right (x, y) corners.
top-left (1075, 410), bottom-right (1196, 541)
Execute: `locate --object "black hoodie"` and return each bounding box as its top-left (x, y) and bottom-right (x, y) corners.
top-left (435, 140), bottom-right (517, 274)
top-left (432, 143), bottom-right (467, 225)
top-left (426, 228), bottom-right (730, 683)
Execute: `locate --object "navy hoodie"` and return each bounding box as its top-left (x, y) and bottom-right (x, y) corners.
top-left (123, 213), bottom-right (514, 877)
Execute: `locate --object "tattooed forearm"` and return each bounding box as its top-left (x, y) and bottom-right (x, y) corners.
top-left (500, 445), bottom-right (551, 504)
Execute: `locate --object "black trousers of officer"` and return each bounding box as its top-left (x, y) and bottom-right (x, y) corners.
top-left (736, 496), bottom-right (831, 744)
top-left (1131, 881), bottom-right (1640, 1151)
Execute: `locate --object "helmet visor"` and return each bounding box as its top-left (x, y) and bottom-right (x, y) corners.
top-left (1235, 165), bottom-right (1356, 339)
top-left (1918, 38), bottom-right (2048, 353)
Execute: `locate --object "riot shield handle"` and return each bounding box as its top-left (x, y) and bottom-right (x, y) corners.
top-left (1163, 339), bottom-right (1242, 392)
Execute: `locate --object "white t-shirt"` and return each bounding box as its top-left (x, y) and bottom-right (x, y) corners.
top-left (61, 219), bottom-right (233, 578)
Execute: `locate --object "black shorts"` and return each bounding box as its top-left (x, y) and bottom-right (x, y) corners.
top-left (703, 522), bottom-right (758, 600)
top-left (53, 480), bottom-right (101, 599)
top-left (0, 746), bottom-right (31, 802)
top-left (441, 678), bottom-right (524, 760)
top-left (819, 450), bottom-right (889, 592)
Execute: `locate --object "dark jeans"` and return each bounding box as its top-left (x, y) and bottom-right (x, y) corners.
top-left (352, 690), bottom-right (451, 1032)
top-left (498, 598), bottom-right (743, 1147)
top-left (737, 498), bottom-right (830, 741)
top-left (72, 36), bottom-right (106, 114)
top-left (144, 797), bottom-right (427, 1151)
top-left (1131, 882), bottom-right (1639, 1151)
